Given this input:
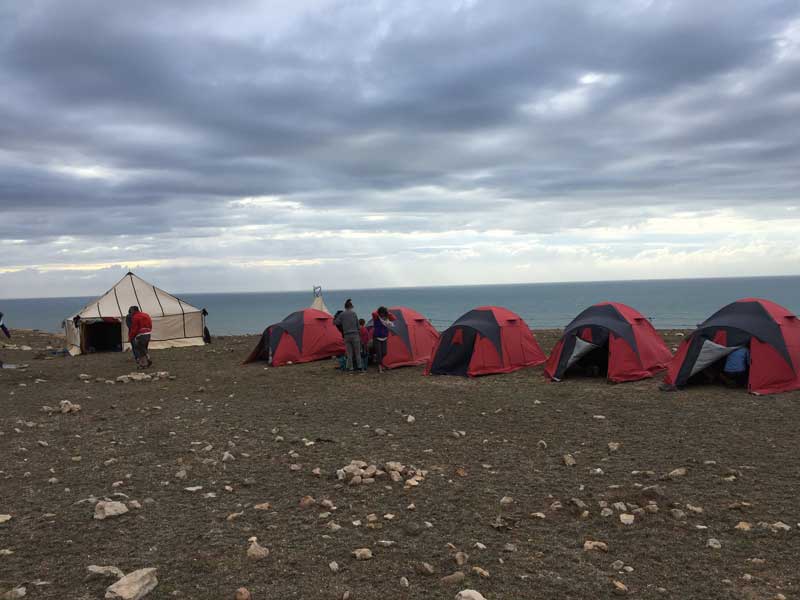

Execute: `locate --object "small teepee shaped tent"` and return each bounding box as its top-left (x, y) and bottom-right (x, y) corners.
top-left (64, 272), bottom-right (207, 355)
top-left (310, 286), bottom-right (330, 314)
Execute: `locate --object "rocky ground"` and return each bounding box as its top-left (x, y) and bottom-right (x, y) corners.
top-left (1, 329), bottom-right (798, 600)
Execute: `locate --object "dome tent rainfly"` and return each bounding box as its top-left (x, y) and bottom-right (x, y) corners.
top-left (425, 306), bottom-right (546, 377)
top-left (368, 306), bottom-right (440, 369)
top-left (244, 288), bottom-right (344, 366)
top-left (64, 272), bottom-right (207, 356)
top-left (663, 298), bottom-right (800, 395)
top-left (544, 302), bottom-right (672, 383)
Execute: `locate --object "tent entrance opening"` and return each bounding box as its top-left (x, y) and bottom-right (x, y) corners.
top-left (566, 341), bottom-right (609, 378)
top-left (82, 321), bottom-right (123, 353)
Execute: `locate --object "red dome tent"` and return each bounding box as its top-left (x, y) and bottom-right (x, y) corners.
top-left (544, 302), bottom-right (672, 383)
top-left (664, 298), bottom-right (800, 395)
top-left (369, 307), bottom-right (440, 369)
top-left (244, 308), bottom-right (344, 366)
top-left (425, 306), bottom-right (546, 377)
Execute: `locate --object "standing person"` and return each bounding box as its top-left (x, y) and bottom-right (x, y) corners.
top-left (333, 299), bottom-right (362, 373)
top-left (0, 311), bottom-right (10, 368)
top-left (720, 347), bottom-right (750, 388)
top-left (358, 318), bottom-right (370, 371)
top-left (128, 306), bottom-right (153, 368)
top-left (126, 307), bottom-right (139, 362)
top-left (371, 306), bottom-right (395, 374)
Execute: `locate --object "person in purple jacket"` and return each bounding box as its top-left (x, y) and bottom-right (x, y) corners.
top-left (371, 306), bottom-right (395, 373)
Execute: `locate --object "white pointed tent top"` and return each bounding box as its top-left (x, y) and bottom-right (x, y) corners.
top-left (70, 272), bottom-right (202, 319)
top-left (310, 285), bottom-right (330, 314)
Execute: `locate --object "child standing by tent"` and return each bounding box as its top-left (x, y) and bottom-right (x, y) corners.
top-left (359, 319), bottom-right (370, 371)
top-left (371, 306), bottom-right (395, 373)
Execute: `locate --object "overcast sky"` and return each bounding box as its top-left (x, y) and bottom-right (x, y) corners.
top-left (1, 0), bottom-right (799, 298)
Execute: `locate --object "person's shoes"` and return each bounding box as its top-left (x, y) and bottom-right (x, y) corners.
top-left (146, 358), bottom-right (153, 367)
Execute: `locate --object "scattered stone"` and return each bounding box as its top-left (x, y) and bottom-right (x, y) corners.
top-left (474, 542), bottom-right (487, 550)
top-left (184, 486), bottom-right (203, 493)
top-left (611, 560), bottom-right (624, 571)
top-left (0, 515), bottom-right (11, 524)
top-left (86, 565), bottom-right (125, 582)
top-left (299, 496), bottom-right (316, 509)
top-left (254, 502), bottom-right (272, 511)
top-left (583, 540), bottom-right (608, 552)
top-left (608, 442), bottom-right (621, 452)
top-left (94, 501), bottom-right (129, 520)
top-left (406, 415), bottom-right (416, 424)
top-left (441, 572), bottom-right (466, 585)
top-left (455, 591), bottom-right (487, 600)
top-left (707, 538), bottom-right (722, 549)
top-left (531, 512), bottom-right (546, 519)
top-left (667, 467), bottom-right (687, 478)
top-left (619, 513), bottom-right (635, 525)
top-left (400, 577), bottom-right (410, 588)
top-left (234, 588), bottom-right (251, 600)
top-left (601, 508), bottom-right (614, 517)
top-left (454, 551), bottom-right (469, 566)
top-left (247, 538), bottom-right (269, 560)
top-left (222, 452), bottom-right (235, 463)
top-left (612, 580), bottom-right (629, 595)
top-left (105, 568), bottom-right (158, 600)
top-left (417, 562), bottom-right (436, 575)
top-left (563, 454), bottom-right (577, 466)
top-left (735, 521), bottom-right (752, 531)
top-left (0, 587), bottom-right (26, 599)
top-left (471, 566), bottom-right (490, 578)
top-left (499, 496), bottom-right (514, 507)
top-left (59, 400), bottom-right (81, 414)
top-left (353, 548), bottom-right (373, 561)
top-left (670, 509), bottom-right (687, 521)
top-left (686, 504), bottom-right (704, 514)
top-left (329, 561), bottom-right (340, 573)
top-left (537, 440), bottom-right (547, 450)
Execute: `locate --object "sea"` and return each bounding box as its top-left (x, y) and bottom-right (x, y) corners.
top-left (2, 276), bottom-right (799, 335)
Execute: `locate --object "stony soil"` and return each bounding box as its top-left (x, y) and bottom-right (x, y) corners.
top-left (1, 329), bottom-right (799, 600)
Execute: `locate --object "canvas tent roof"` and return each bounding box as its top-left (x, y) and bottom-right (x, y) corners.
top-left (70, 272), bottom-right (201, 320)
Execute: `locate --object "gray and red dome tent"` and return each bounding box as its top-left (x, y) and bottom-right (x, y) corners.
top-left (425, 306), bottom-right (546, 377)
top-left (368, 306), bottom-right (439, 369)
top-left (663, 298), bottom-right (800, 395)
top-left (244, 308), bottom-right (344, 367)
top-left (544, 302), bottom-right (672, 383)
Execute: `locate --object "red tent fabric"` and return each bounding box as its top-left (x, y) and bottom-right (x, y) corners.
top-left (372, 307), bottom-right (440, 369)
top-left (244, 308), bottom-right (344, 366)
top-left (544, 302), bottom-right (672, 383)
top-left (664, 298), bottom-right (800, 395)
top-left (425, 306), bottom-right (546, 377)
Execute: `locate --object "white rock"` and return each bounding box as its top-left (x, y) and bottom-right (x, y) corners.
top-left (455, 591), bottom-right (487, 600)
top-left (619, 513), bottom-right (635, 525)
top-left (329, 561), bottom-right (339, 573)
top-left (222, 451), bottom-right (235, 462)
top-left (94, 501), bottom-right (129, 520)
top-left (707, 538), bottom-right (722, 549)
top-left (406, 415), bottom-right (416, 424)
top-left (352, 548), bottom-right (373, 560)
top-left (0, 515), bottom-right (11, 524)
top-left (104, 568), bottom-right (158, 600)
top-left (247, 539), bottom-right (269, 560)
top-left (0, 587), bottom-right (26, 599)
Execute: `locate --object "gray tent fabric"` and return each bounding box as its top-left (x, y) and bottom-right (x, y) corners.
top-left (64, 272), bottom-right (206, 355)
top-left (689, 340), bottom-right (742, 377)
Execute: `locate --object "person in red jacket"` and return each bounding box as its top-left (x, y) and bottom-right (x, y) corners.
top-left (128, 306), bottom-right (153, 368)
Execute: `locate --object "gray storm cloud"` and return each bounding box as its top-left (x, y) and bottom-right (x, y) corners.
top-left (1, 0), bottom-right (799, 297)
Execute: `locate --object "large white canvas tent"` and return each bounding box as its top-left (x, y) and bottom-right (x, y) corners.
top-left (64, 272), bottom-right (207, 356)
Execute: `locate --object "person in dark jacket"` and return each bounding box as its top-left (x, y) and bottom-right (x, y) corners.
top-left (333, 299), bottom-right (363, 373)
top-left (128, 306), bottom-right (153, 368)
top-left (371, 306), bottom-right (396, 373)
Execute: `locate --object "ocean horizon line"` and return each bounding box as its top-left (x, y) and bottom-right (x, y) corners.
top-left (2, 272), bottom-right (799, 302)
